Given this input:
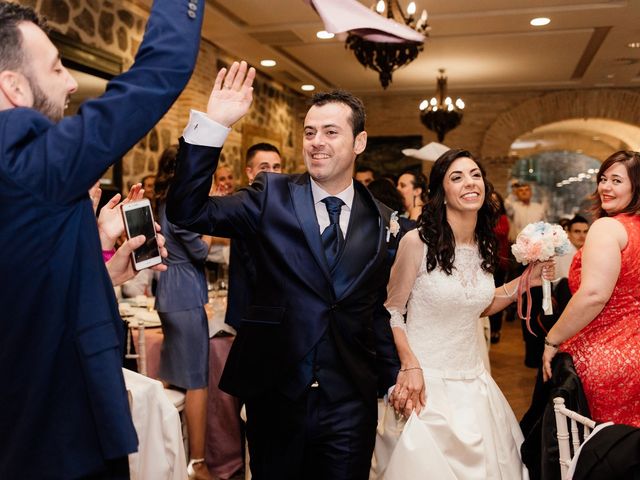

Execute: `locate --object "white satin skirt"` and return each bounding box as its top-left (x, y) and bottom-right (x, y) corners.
top-left (372, 364), bottom-right (529, 480)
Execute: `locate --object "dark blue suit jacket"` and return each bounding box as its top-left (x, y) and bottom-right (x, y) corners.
top-left (168, 141), bottom-right (401, 407)
top-left (0, 1), bottom-right (203, 477)
top-left (224, 237), bottom-right (256, 330)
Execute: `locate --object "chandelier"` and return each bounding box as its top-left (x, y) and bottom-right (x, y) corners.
top-left (345, 1), bottom-right (429, 89)
top-left (419, 69), bottom-right (465, 142)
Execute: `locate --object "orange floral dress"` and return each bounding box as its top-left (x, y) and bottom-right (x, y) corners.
top-left (563, 213), bottom-right (640, 426)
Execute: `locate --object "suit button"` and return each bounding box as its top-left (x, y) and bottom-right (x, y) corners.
top-left (187, 9), bottom-right (196, 18)
top-left (188, 2), bottom-right (197, 10)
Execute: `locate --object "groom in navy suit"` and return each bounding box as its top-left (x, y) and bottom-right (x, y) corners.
top-left (0, 1), bottom-right (203, 478)
top-left (168, 62), bottom-right (401, 480)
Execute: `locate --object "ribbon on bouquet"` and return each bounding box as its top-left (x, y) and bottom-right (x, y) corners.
top-left (517, 263), bottom-right (554, 335)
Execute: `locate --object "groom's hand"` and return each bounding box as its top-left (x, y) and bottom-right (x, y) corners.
top-left (206, 60), bottom-right (256, 127)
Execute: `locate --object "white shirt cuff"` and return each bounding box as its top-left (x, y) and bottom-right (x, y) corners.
top-left (182, 109), bottom-right (231, 147)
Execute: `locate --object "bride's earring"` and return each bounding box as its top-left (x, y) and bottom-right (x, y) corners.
top-left (444, 199), bottom-right (447, 205)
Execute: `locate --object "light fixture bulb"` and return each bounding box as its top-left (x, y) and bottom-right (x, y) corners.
top-left (407, 2), bottom-right (416, 15)
top-left (430, 97), bottom-right (437, 106)
top-left (260, 59), bottom-right (276, 67)
top-left (301, 84), bottom-right (315, 91)
top-left (419, 100), bottom-right (429, 111)
top-left (316, 30), bottom-right (335, 40)
top-left (444, 97), bottom-right (452, 105)
top-left (376, 0), bottom-right (385, 14)
top-left (455, 98), bottom-right (465, 109)
top-left (530, 17), bottom-right (551, 26)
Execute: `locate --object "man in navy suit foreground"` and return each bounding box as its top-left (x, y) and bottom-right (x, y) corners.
top-left (0, 1), bottom-right (203, 478)
top-left (168, 62), bottom-right (401, 480)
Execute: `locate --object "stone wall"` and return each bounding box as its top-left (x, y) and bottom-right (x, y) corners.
top-left (22, 0), bottom-right (307, 190)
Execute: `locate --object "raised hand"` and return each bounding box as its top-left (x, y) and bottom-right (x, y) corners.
top-left (206, 60), bottom-right (256, 127)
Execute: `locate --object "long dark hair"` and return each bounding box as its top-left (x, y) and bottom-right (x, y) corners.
top-left (591, 150), bottom-right (640, 218)
top-left (154, 145), bottom-right (179, 205)
top-left (418, 149), bottom-right (498, 274)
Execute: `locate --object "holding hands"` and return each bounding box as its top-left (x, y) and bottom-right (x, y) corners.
top-left (390, 366), bottom-right (426, 418)
top-left (206, 61), bottom-right (256, 127)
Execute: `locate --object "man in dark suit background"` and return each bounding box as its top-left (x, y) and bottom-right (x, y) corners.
top-left (168, 62), bottom-right (401, 480)
top-left (0, 1), bottom-right (203, 478)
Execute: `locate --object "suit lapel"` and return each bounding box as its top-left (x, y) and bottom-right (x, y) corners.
top-left (288, 174), bottom-right (333, 286)
top-left (333, 185), bottom-right (386, 300)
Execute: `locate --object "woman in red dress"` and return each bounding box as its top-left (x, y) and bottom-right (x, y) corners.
top-left (543, 150), bottom-right (640, 426)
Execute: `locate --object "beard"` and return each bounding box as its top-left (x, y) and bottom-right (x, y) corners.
top-left (25, 73), bottom-right (66, 122)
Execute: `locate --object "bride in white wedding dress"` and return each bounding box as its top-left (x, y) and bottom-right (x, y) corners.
top-left (375, 150), bottom-right (553, 480)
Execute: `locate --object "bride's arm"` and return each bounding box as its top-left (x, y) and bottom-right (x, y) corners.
top-left (481, 260), bottom-right (556, 317)
top-left (385, 230), bottom-right (426, 417)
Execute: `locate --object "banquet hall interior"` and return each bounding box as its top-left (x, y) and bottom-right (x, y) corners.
top-left (20, 0), bottom-right (640, 478)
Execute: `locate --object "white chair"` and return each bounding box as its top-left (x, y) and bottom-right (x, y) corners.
top-left (124, 316), bottom-right (189, 459)
top-left (553, 397), bottom-right (596, 480)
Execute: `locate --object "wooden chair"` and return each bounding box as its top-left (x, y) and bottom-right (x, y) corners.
top-left (553, 397), bottom-right (596, 480)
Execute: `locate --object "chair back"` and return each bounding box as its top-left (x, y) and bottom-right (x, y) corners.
top-left (125, 319), bottom-right (147, 376)
top-left (553, 397), bottom-right (596, 480)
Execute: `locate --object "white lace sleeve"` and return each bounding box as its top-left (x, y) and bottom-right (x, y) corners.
top-left (385, 229), bottom-right (425, 332)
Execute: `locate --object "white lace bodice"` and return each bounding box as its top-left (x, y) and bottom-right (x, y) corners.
top-left (387, 230), bottom-right (495, 374)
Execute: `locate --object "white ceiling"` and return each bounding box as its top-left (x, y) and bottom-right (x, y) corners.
top-left (201, 0), bottom-right (640, 95)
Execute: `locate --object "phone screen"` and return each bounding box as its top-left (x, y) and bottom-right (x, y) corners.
top-left (124, 205), bottom-right (159, 263)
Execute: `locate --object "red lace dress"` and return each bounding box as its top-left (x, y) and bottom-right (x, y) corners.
top-left (563, 214), bottom-right (640, 426)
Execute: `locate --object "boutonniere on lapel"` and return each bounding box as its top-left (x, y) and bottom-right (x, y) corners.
top-left (386, 211), bottom-right (400, 242)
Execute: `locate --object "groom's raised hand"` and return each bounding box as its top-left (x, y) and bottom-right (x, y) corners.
top-left (206, 60), bottom-right (256, 127)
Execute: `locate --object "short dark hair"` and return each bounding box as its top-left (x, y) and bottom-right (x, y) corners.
top-left (567, 215), bottom-right (589, 230)
top-left (355, 165), bottom-right (376, 175)
top-left (141, 174), bottom-right (155, 184)
top-left (367, 179), bottom-right (404, 213)
top-left (592, 150), bottom-right (640, 218)
top-left (310, 90), bottom-right (366, 137)
top-left (0, 2), bottom-right (47, 72)
top-left (245, 142), bottom-right (280, 167)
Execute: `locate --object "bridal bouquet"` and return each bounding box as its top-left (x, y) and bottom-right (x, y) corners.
top-left (511, 222), bottom-right (570, 333)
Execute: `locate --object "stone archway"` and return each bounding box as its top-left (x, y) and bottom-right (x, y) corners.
top-left (481, 89), bottom-right (640, 159)
top-left (479, 89), bottom-right (640, 193)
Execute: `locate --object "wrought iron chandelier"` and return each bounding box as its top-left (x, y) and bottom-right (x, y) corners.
top-left (345, 1), bottom-right (429, 89)
top-left (419, 69), bottom-right (465, 142)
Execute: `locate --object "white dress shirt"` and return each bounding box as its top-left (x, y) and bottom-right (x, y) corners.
top-left (310, 178), bottom-right (354, 238)
top-left (183, 110), bottom-right (230, 147)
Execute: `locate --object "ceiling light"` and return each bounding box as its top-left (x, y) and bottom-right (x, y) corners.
top-left (301, 84), bottom-right (315, 91)
top-left (316, 30), bottom-right (335, 40)
top-left (628, 42), bottom-right (640, 48)
top-left (419, 69), bottom-right (464, 142)
top-left (260, 59), bottom-right (277, 67)
top-left (530, 17), bottom-right (551, 26)
top-left (345, 0), bottom-right (429, 89)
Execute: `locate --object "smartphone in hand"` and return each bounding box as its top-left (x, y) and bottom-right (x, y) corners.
top-left (121, 199), bottom-right (162, 270)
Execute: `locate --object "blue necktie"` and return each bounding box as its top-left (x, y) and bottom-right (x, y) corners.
top-left (321, 196), bottom-right (345, 271)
